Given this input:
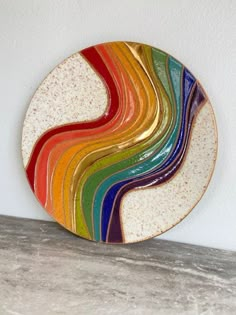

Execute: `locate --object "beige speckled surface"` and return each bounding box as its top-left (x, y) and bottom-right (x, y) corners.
top-left (121, 101), bottom-right (217, 242)
top-left (22, 52), bottom-right (107, 166)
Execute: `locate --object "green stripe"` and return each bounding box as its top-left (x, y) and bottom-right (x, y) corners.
top-left (76, 49), bottom-right (181, 240)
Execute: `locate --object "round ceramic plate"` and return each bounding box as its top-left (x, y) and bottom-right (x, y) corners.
top-left (22, 41), bottom-right (217, 244)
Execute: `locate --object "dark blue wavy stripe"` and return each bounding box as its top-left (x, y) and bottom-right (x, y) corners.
top-left (101, 68), bottom-right (196, 241)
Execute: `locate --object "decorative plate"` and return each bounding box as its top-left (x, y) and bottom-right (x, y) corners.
top-left (22, 41), bottom-right (217, 243)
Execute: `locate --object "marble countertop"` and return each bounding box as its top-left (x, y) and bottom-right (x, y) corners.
top-left (0, 215), bottom-right (235, 315)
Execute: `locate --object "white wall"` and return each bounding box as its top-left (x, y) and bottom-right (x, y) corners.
top-left (0, 0), bottom-right (235, 251)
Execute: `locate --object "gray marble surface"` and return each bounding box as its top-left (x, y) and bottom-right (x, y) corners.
top-left (0, 215), bottom-right (235, 315)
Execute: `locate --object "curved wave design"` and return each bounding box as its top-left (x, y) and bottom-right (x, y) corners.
top-left (25, 42), bottom-right (207, 243)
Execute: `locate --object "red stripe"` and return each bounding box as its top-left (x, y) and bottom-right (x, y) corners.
top-left (26, 45), bottom-right (119, 191)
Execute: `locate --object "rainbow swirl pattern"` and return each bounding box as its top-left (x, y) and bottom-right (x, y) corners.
top-left (24, 42), bottom-right (210, 243)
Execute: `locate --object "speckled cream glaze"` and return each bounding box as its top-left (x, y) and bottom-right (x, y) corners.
top-left (22, 42), bottom-right (218, 243)
top-left (121, 101), bottom-right (217, 243)
top-left (22, 53), bottom-right (107, 166)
